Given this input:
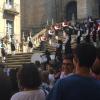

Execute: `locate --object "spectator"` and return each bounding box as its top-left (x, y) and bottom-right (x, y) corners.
top-left (15, 40), bottom-right (20, 53)
top-left (40, 35), bottom-right (47, 51)
top-left (60, 54), bottom-right (74, 79)
top-left (48, 27), bottom-right (54, 45)
top-left (46, 63), bottom-right (55, 86)
top-left (28, 39), bottom-right (33, 52)
top-left (45, 50), bottom-right (51, 64)
top-left (9, 68), bottom-right (19, 94)
top-left (0, 68), bottom-right (12, 100)
top-left (1, 40), bottom-right (7, 62)
top-left (64, 37), bottom-right (72, 56)
top-left (11, 63), bottom-right (46, 100)
top-left (54, 23), bottom-right (61, 40)
top-left (35, 60), bottom-right (41, 71)
top-left (11, 41), bottom-right (16, 55)
top-left (48, 68), bottom-right (55, 89)
top-left (55, 40), bottom-right (63, 63)
top-left (46, 42), bottom-right (100, 100)
top-left (41, 71), bottom-right (50, 92)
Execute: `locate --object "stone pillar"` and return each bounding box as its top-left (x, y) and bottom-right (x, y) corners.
top-left (77, 0), bottom-right (88, 19)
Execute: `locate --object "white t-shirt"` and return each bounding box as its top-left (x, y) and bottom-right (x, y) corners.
top-left (48, 30), bottom-right (54, 35)
top-left (48, 74), bottom-right (55, 88)
top-left (11, 89), bottom-right (46, 100)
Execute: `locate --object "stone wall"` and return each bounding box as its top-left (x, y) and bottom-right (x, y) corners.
top-left (21, 0), bottom-right (48, 31)
top-left (63, 0), bottom-right (99, 20)
top-left (0, 0), bottom-right (20, 42)
top-left (21, 0), bottom-right (100, 33)
top-left (14, 0), bottom-right (21, 42)
top-left (0, 0), bottom-right (5, 38)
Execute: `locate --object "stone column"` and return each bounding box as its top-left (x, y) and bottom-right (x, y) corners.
top-left (77, 0), bottom-right (88, 19)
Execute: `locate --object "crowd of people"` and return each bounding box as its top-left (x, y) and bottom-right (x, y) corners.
top-left (43, 16), bottom-right (100, 63)
top-left (0, 16), bottom-right (100, 100)
top-left (47, 16), bottom-right (100, 46)
top-left (0, 35), bottom-right (34, 62)
top-left (0, 42), bottom-right (100, 100)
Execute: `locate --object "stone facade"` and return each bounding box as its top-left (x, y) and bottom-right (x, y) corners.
top-left (77, 0), bottom-right (99, 19)
top-left (21, 0), bottom-right (57, 34)
top-left (21, 0), bottom-right (47, 32)
top-left (61, 0), bottom-right (99, 20)
top-left (0, 0), bottom-right (20, 42)
top-left (21, 0), bottom-right (100, 34)
top-left (0, 0), bottom-right (99, 41)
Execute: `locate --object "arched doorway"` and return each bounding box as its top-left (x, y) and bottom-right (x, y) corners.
top-left (65, 1), bottom-right (77, 21)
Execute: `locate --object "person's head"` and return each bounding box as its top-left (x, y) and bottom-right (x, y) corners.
top-left (35, 61), bottom-right (41, 68)
top-left (62, 54), bottom-right (74, 75)
top-left (73, 43), bottom-right (96, 69)
top-left (41, 71), bottom-right (49, 84)
top-left (58, 40), bottom-right (62, 44)
top-left (17, 63), bottom-right (41, 90)
top-left (46, 63), bottom-right (54, 72)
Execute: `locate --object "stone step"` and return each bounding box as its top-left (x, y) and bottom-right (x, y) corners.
top-left (6, 64), bottom-right (22, 68)
top-left (6, 59), bottom-right (31, 63)
top-left (6, 61), bottom-right (31, 65)
top-left (7, 56), bottom-right (31, 60)
top-left (7, 53), bottom-right (33, 57)
top-left (46, 46), bottom-right (56, 51)
top-left (5, 52), bottom-right (33, 68)
top-left (5, 29), bottom-right (77, 68)
top-left (8, 52), bottom-right (33, 55)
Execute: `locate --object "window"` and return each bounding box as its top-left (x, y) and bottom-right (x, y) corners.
top-left (6, 20), bottom-right (14, 37)
top-left (5, 0), bottom-right (13, 9)
top-left (6, 0), bottom-right (13, 5)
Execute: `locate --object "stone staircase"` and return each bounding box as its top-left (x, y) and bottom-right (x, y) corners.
top-left (32, 27), bottom-right (77, 52)
top-left (0, 28), bottom-right (77, 69)
top-left (5, 52), bottom-right (33, 68)
top-left (45, 32), bottom-right (77, 52)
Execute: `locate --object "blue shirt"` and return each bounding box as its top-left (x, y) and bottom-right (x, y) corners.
top-left (46, 74), bottom-right (100, 100)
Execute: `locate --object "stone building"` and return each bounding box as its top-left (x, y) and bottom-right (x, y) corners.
top-left (61, 0), bottom-right (99, 21)
top-left (0, 0), bottom-right (20, 42)
top-left (0, 0), bottom-right (100, 40)
top-left (21, 0), bottom-right (100, 36)
top-left (1, 0), bottom-right (99, 40)
top-left (52, 0), bottom-right (100, 22)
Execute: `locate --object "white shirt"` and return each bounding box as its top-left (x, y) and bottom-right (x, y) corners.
top-left (62, 22), bottom-right (68, 27)
top-left (11, 89), bottom-right (46, 100)
top-left (54, 25), bottom-right (60, 30)
top-left (41, 36), bottom-right (46, 41)
top-left (60, 72), bottom-right (74, 79)
top-left (48, 74), bottom-right (55, 88)
top-left (48, 30), bottom-right (54, 35)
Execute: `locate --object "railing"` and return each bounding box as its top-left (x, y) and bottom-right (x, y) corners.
top-left (3, 2), bottom-right (19, 15)
top-left (32, 28), bottom-right (47, 47)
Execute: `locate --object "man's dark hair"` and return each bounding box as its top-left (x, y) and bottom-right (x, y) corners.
top-left (76, 43), bottom-right (96, 68)
top-left (17, 63), bottom-right (41, 89)
top-left (63, 54), bottom-right (73, 61)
